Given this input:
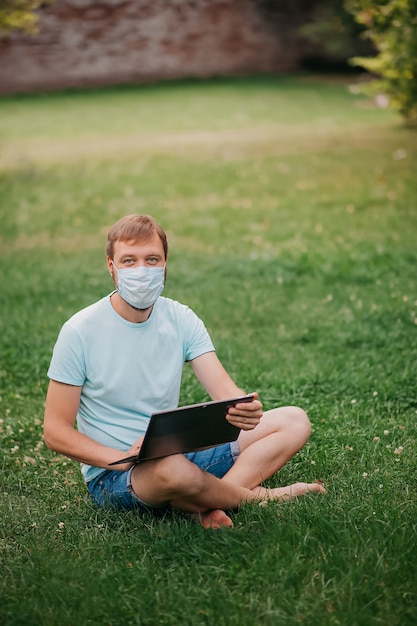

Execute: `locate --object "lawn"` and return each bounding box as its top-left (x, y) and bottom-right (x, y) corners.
top-left (0, 75), bottom-right (416, 626)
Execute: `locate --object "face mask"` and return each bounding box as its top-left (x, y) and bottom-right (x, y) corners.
top-left (112, 262), bottom-right (165, 310)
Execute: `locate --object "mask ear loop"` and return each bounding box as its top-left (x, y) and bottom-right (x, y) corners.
top-left (110, 260), bottom-right (118, 285)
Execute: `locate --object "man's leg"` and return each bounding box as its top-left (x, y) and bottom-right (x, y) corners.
top-left (223, 406), bottom-right (315, 490)
top-left (130, 405), bottom-right (324, 528)
top-left (130, 453), bottom-right (264, 515)
top-left (193, 406), bottom-right (323, 526)
top-left (131, 406), bottom-right (323, 503)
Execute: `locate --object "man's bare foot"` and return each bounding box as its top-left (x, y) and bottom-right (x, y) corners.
top-left (192, 509), bottom-right (234, 529)
top-left (257, 482), bottom-right (326, 503)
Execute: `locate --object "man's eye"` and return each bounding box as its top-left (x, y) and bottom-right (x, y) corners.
top-left (148, 257), bottom-right (158, 264)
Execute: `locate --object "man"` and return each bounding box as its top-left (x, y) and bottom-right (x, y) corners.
top-left (44, 214), bottom-right (325, 528)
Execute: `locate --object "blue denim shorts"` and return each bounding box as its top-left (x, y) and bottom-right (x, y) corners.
top-left (87, 441), bottom-right (239, 512)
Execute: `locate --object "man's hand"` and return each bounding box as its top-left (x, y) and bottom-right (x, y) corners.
top-left (226, 392), bottom-right (263, 430)
top-left (126, 436), bottom-right (144, 458)
top-left (109, 435), bottom-right (145, 471)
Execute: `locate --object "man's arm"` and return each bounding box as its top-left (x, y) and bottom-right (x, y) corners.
top-left (190, 351), bottom-right (263, 430)
top-left (43, 380), bottom-right (136, 470)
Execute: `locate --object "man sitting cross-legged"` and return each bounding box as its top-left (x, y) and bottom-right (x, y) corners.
top-left (44, 214), bottom-right (325, 528)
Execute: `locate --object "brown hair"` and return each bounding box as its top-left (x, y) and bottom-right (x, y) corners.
top-left (106, 214), bottom-right (168, 259)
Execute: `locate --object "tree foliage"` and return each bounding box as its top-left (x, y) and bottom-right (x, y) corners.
top-left (298, 2), bottom-right (369, 62)
top-left (0, 0), bottom-right (47, 36)
top-left (346, 0), bottom-right (417, 123)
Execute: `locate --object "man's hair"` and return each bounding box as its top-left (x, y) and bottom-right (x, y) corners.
top-left (106, 214), bottom-right (168, 259)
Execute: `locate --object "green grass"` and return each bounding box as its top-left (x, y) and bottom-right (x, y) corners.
top-left (0, 75), bottom-right (416, 625)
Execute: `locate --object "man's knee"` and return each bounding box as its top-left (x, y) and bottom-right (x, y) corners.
top-left (267, 405), bottom-right (311, 439)
top-left (136, 454), bottom-right (205, 500)
top-left (288, 406), bottom-right (311, 437)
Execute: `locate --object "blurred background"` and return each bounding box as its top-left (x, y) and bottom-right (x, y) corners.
top-left (0, 0), bottom-right (373, 95)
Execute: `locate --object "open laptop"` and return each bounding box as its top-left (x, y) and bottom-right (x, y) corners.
top-left (109, 394), bottom-right (254, 465)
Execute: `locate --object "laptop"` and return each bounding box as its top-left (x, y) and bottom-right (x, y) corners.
top-left (109, 394), bottom-right (254, 465)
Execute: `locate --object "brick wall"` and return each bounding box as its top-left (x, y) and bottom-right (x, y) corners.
top-left (0, 0), bottom-right (312, 94)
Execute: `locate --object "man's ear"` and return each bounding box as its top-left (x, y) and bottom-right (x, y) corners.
top-left (106, 256), bottom-right (114, 278)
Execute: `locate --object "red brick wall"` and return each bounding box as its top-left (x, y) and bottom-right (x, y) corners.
top-left (0, 0), bottom-right (310, 94)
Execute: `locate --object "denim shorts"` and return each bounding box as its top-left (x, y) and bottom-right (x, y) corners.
top-left (87, 441), bottom-right (239, 512)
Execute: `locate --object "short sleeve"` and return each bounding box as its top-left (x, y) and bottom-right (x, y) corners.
top-left (47, 323), bottom-right (86, 386)
top-left (181, 306), bottom-right (215, 362)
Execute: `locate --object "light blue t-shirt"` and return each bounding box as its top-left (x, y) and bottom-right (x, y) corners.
top-left (47, 294), bottom-right (215, 482)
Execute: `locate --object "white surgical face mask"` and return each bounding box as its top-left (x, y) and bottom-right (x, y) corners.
top-left (112, 261), bottom-right (165, 310)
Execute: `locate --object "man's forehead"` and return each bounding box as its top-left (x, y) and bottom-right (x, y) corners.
top-left (113, 235), bottom-right (164, 255)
